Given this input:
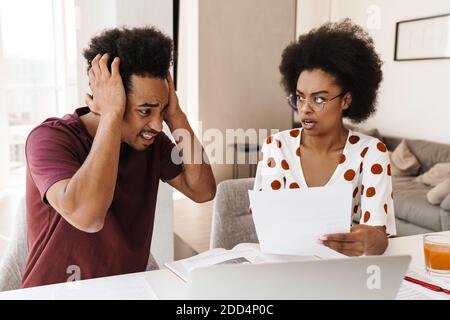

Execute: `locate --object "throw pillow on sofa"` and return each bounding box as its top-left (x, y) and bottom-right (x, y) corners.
top-left (345, 124), bottom-right (383, 141)
top-left (415, 162), bottom-right (450, 186)
top-left (388, 140), bottom-right (421, 176)
top-left (427, 178), bottom-right (450, 205)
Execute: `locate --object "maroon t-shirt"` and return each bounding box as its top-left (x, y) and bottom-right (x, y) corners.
top-left (22, 107), bottom-right (183, 288)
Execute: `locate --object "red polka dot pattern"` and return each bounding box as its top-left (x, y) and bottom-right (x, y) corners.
top-left (290, 129), bottom-right (300, 138)
top-left (289, 182), bottom-right (300, 189)
top-left (371, 164), bottom-right (383, 175)
top-left (377, 142), bottom-right (387, 152)
top-left (267, 157), bottom-right (276, 168)
top-left (349, 135), bottom-right (360, 144)
top-left (344, 169), bottom-right (356, 181)
top-left (276, 139), bottom-right (282, 148)
top-left (254, 128), bottom-right (395, 234)
top-left (281, 160), bottom-right (290, 170)
top-left (366, 187), bottom-right (376, 197)
top-left (364, 211), bottom-right (371, 223)
top-left (271, 180), bottom-right (281, 190)
top-left (360, 147), bottom-right (369, 158)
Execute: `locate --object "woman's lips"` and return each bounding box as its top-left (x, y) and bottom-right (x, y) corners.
top-left (301, 119), bottom-right (317, 130)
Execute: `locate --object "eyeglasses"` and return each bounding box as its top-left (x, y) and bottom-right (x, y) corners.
top-left (287, 92), bottom-right (347, 112)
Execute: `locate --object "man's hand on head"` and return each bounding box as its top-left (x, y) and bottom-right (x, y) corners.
top-left (85, 53), bottom-right (126, 118)
top-left (164, 73), bottom-right (184, 124)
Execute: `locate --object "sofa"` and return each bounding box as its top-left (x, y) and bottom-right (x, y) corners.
top-left (379, 137), bottom-right (450, 236)
top-left (210, 138), bottom-right (450, 249)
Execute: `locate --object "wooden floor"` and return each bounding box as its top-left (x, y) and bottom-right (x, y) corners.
top-left (173, 197), bottom-right (213, 258)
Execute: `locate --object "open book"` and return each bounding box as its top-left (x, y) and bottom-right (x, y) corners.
top-left (164, 243), bottom-right (342, 282)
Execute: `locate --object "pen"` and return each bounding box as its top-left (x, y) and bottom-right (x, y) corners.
top-left (404, 276), bottom-right (450, 294)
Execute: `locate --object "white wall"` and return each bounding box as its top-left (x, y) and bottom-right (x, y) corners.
top-left (0, 20), bottom-right (9, 189)
top-left (297, 0), bottom-right (450, 144)
top-left (178, 0), bottom-right (199, 134)
top-left (0, 13), bottom-right (14, 254)
top-left (74, 0), bottom-right (175, 264)
top-left (296, 0), bottom-right (331, 36)
top-left (116, 0), bottom-right (172, 34)
top-left (198, 0), bottom-right (296, 182)
top-left (74, 0), bottom-right (117, 105)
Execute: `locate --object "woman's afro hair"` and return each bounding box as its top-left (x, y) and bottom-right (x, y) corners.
top-left (279, 19), bottom-right (383, 123)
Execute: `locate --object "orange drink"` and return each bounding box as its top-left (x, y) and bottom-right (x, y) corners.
top-left (423, 234), bottom-right (450, 276)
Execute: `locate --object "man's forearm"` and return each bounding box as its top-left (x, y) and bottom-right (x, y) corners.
top-left (167, 112), bottom-right (216, 196)
top-left (63, 112), bottom-right (122, 226)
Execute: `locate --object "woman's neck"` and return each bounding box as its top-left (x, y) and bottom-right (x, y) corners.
top-left (301, 122), bottom-right (349, 154)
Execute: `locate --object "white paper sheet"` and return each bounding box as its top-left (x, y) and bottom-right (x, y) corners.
top-left (248, 184), bottom-right (352, 256)
top-left (396, 270), bottom-right (450, 300)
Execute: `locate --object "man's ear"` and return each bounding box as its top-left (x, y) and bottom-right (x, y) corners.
top-left (342, 92), bottom-right (352, 110)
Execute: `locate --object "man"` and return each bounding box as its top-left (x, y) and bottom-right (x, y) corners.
top-left (23, 26), bottom-right (216, 287)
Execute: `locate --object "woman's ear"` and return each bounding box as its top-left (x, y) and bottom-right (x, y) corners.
top-left (342, 92), bottom-right (352, 110)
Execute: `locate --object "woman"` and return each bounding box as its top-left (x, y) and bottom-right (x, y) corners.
top-left (253, 19), bottom-right (395, 256)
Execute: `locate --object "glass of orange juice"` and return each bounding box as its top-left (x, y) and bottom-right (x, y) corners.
top-left (423, 234), bottom-right (450, 276)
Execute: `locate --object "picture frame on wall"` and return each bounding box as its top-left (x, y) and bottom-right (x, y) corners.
top-left (394, 13), bottom-right (450, 61)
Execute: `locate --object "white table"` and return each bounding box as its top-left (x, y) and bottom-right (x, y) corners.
top-left (1, 231), bottom-right (449, 300)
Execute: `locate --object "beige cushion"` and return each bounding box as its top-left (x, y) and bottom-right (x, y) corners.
top-left (405, 139), bottom-right (450, 174)
top-left (388, 140), bottom-right (421, 176)
top-left (345, 124), bottom-right (383, 140)
top-left (427, 178), bottom-right (450, 205)
top-left (415, 163), bottom-right (450, 186)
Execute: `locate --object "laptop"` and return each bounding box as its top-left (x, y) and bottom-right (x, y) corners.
top-left (149, 255), bottom-right (411, 300)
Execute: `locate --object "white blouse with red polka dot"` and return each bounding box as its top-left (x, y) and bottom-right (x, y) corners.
top-left (253, 128), bottom-right (397, 236)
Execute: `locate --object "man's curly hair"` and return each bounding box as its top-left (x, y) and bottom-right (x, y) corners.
top-left (279, 19), bottom-right (383, 123)
top-left (83, 26), bottom-right (173, 93)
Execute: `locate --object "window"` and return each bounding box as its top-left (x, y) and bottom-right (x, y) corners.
top-left (0, 0), bottom-right (77, 189)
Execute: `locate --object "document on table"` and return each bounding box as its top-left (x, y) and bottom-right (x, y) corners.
top-left (248, 184), bottom-right (352, 257)
top-left (397, 270), bottom-right (450, 300)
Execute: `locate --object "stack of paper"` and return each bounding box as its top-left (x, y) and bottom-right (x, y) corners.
top-left (248, 184), bottom-right (352, 257)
